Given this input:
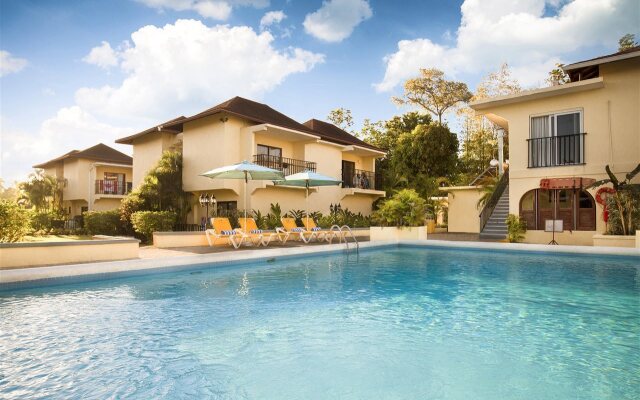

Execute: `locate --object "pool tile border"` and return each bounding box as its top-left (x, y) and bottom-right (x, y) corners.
top-left (1, 240), bottom-right (637, 290)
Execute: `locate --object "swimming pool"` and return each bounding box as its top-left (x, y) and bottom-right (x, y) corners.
top-left (1, 246), bottom-right (638, 399)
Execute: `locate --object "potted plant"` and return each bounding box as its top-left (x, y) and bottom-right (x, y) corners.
top-left (370, 189), bottom-right (428, 241)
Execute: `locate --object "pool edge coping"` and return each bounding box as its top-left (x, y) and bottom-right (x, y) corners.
top-left (1, 239), bottom-right (637, 289)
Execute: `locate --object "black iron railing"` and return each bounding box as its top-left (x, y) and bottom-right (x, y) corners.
top-left (95, 180), bottom-right (132, 195)
top-left (479, 169), bottom-right (509, 231)
top-left (527, 133), bottom-right (585, 168)
top-left (253, 154), bottom-right (316, 175)
top-left (342, 168), bottom-right (381, 191)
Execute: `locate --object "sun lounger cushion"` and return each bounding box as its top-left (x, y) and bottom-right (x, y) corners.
top-left (221, 230), bottom-right (235, 235)
top-left (311, 227), bottom-right (322, 231)
top-left (291, 227), bottom-right (305, 232)
top-left (250, 229), bottom-right (263, 234)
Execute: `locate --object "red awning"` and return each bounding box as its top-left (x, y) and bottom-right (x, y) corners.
top-left (540, 177), bottom-right (596, 190)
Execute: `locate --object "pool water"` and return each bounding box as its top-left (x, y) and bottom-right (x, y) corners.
top-left (1, 247), bottom-right (639, 399)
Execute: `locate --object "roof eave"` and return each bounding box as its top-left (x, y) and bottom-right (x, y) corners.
top-left (562, 51), bottom-right (640, 71)
top-left (470, 77), bottom-right (604, 111)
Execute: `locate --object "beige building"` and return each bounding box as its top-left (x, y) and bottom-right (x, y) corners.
top-left (447, 46), bottom-right (640, 245)
top-left (34, 143), bottom-right (133, 217)
top-left (116, 96), bottom-right (386, 223)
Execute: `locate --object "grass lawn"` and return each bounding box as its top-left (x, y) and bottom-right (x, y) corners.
top-left (21, 235), bottom-right (93, 242)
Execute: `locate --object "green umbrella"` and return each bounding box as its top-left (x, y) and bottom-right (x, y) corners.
top-left (200, 160), bottom-right (284, 225)
top-left (274, 170), bottom-right (342, 227)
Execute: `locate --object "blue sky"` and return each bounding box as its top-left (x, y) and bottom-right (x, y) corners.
top-left (1, 0), bottom-right (637, 183)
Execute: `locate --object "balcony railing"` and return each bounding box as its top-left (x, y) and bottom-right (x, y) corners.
top-left (95, 180), bottom-right (132, 195)
top-left (527, 133), bottom-right (585, 168)
top-left (253, 154), bottom-right (316, 175)
top-left (342, 168), bottom-right (382, 191)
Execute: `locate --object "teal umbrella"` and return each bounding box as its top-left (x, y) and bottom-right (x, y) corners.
top-left (274, 170), bottom-right (342, 227)
top-left (201, 160), bottom-right (284, 225)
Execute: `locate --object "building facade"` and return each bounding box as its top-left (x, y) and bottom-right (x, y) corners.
top-left (467, 47), bottom-right (640, 244)
top-left (116, 97), bottom-right (386, 224)
top-left (34, 143), bottom-right (133, 217)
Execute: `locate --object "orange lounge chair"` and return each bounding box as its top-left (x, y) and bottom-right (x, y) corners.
top-left (279, 217), bottom-right (317, 243)
top-left (238, 217), bottom-right (289, 246)
top-left (205, 217), bottom-right (252, 249)
top-left (301, 217), bottom-right (338, 243)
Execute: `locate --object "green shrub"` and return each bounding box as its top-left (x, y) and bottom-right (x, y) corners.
top-left (131, 211), bottom-right (176, 243)
top-left (31, 211), bottom-right (64, 233)
top-left (506, 214), bottom-right (527, 243)
top-left (84, 210), bottom-right (123, 236)
top-left (372, 189), bottom-right (427, 227)
top-left (0, 200), bottom-right (31, 242)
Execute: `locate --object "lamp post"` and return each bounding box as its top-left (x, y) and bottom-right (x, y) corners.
top-left (496, 128), bottom-right (505, 176)
top-left (198, 193), bottom-right (217, 226)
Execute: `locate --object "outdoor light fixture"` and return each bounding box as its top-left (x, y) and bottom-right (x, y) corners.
top-left (198, 193), bottom-right (216, 220)
top-left (490, 159), bottom-right (499, 167)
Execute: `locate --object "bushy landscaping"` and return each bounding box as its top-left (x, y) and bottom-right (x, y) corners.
top-left (84, 210), bottom-right (123, 236)
top-left (0, 200), bottom-right (31, 243)
top-left (372, 189), bottom-right (427, 227)
top-left (131, 211), bottom-right (177, 243)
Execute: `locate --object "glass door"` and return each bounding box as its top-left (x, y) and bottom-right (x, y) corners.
top-left (342, 160), bottom-right (355, 188)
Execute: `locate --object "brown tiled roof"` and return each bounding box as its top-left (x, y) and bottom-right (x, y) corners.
top-left (302, 119), bottom-right (383, 152)
top-left (116, 116), bottom-right (187, 144)
top-left (115, 96), bottom-right (384, 152)
top-left (187, 96), bottom-right (319, 135)
top-left (34, 143), bottom-right (132, 168)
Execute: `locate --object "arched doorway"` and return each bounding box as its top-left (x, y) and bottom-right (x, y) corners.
top-left (519, 189), bottom-right (595, 231)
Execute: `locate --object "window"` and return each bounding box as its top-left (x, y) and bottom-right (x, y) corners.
top-left (257, 144), bottom-right (282, 158)
top-left (529, 111), bottom-right (584, 167)
top-left (216, 201), bottom-right (237, 217)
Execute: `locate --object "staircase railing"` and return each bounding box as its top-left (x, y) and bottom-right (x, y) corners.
top-left (479, 169), bottom-right (509, 231)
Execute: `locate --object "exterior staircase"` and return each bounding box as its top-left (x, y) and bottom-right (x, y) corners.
top-left (480, 186), bottom-right (509, 240)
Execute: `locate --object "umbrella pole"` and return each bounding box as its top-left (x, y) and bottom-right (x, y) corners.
top-left (305, 182), bottom-right (309, 228)
top-left (244, 172), bottom-right (248, 229)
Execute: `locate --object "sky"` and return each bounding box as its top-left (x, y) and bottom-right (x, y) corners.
top-left (1, 0), bottom-right (638, 183)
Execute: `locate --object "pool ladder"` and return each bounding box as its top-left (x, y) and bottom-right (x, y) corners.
top-left (330, 225), bottom-right (359, 253)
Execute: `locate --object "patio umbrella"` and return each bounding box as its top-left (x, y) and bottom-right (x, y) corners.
top-left (274, 170), bottom-right (342, 227)
top-left (200, 160), bottom-right (284, 226)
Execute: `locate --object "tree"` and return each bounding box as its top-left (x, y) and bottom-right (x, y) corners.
top-left (393, 68), bottom-right (472, 125)
top-left (327, 108), bottom-right (354, 133)
top-left (458, 64), bottom-right (521, 179)
top-left (618, 33), bottom-right (638, 51)
top-left (392, 124), bottom-right (459, 194)
top-left (546, 63), bottom-right (570, 86)
top-left (17, 170), bottom-right (63, 212)
top-left (0, 179), bottom-right (18, 201)
top-left (120, 150), bottom-right (191, 231)
top-left (0, 200), bottom-right (31, 242)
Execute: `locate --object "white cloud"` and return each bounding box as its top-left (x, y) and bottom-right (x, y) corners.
top-left (260, 10), bottom-right (286, 30)
top-left (303, 0), bottom-right (372, 42)
top-left (83, 41), bottom-right (120, 69)
top-left (375, 0), bottom-right (638, 91)
top-left (1, 108), bottom-right (131, 182)
top-left (75, 19), bottom-right (324, 123)
top-left (0, 50), bottom-right (28, 77)
top-left (137, 0), bottom-right (267, 20)
top-left (2, 18), bottom-right (323, 182)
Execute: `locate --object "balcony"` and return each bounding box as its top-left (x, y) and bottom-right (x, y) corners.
top-left (95, 180), bottom-right (132, 195)
top-left (253, 154), bottom-right (316, 175)
top-left (527, 133), bottom-right (585, 168)
top-left (342, 168), bottom-right (382, 191)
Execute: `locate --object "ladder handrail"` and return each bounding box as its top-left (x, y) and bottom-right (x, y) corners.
top-left (328, 224), bottom-right (359, 253)
top-left (340, 225), bottom-right (359, 253)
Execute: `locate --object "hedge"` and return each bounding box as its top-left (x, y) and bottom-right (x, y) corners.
top-left (84, 210), bottom-right (123, 236)
top-left (130, 211), bottom-right (176, 243)
top-left (0, 200), bottom-right (31, 243)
